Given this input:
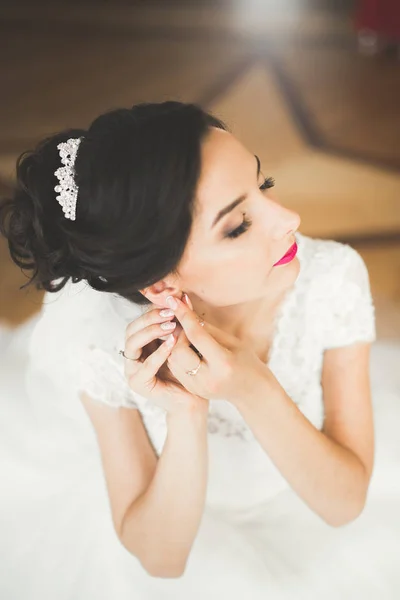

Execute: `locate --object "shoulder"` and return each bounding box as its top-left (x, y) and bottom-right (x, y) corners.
top-left (295, 233), bottom-right (376, 348)
top-left (296, 232), bottom-right (368, 285)
top-left (31, 279), bottom-right (145, 344)
top-left (28, 279), bottom-right (141, 378)
top-left (29, 279), bottom-right (105, 359)
top-left (36, 278), bottom-right (104, 323)
top-left (27, 279), bottom-right (148, 411)
top-left (29, 278), bottom-right (148, 362)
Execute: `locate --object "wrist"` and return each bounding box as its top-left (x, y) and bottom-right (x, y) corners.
top-left (230, 371), bottom-right (279, 412)
top-left (167, 397), bottom-right (209, 423)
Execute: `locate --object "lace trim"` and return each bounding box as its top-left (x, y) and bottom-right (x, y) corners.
top-left (207, 410), bottom-right (252, 441)
top-left (77, 234), bottom-right (375, 444)
top-left (78, 346), bottom-right (139, 410)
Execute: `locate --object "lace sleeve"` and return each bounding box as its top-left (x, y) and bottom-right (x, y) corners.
top-left (77, 345), bottom-right (140, 410)
top-left (27, 280), bottom-right (140, 414)
top-left (323, 245), bottom-right (376, 350)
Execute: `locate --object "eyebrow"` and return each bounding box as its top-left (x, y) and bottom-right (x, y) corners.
top-left (211, 155), bottom-right (261, 229)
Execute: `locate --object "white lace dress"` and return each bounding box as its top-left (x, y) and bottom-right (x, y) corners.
top-left (1, 232), bottom-right (400, 600)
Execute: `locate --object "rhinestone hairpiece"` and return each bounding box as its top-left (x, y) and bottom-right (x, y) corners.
top-left (54, 137), bottom-right (82, 221)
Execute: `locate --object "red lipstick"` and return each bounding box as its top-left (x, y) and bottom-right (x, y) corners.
top-left (273, 242), bottom-right (298, 266)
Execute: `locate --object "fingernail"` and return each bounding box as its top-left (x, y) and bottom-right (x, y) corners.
top-left (166, 334), bottom-right (175, 348)
top-left (182, 292), bottom-right (193, 310)
top-left (160, 308), bottom-right (174, 317)
top-left (166, 295), bottom-right (178, 310)
top-left (160, 321), bottom-right (176, 331)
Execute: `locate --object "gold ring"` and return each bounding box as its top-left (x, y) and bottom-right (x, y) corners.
top-left (186, 357), bottom-right (202, 376)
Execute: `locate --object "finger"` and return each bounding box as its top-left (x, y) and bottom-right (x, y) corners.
top-left (166, 296), bottom-right (222, 361)
top-left (168, 326), bottom-right (196, 364)
top-left (125, 320), bottom-right (177, 359)
top-left (166, 333), bottom-right (201, 393)
top-left (200, 320), bottom-right (237, 350)
top-left (130, 334), bottom-right (176, 391)
top-left (125, 306), bottom-right (176, 340)
top-left (181, 293), bottom-right (237, 349)
top-left (159, 321), bottom-right (183, 342)
top-left (167, 326), bottom-right (206, 385)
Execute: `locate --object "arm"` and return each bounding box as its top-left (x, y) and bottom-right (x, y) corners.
top-left (120, 407), bottom-right (209, 578)
top-left (231, 344), bottom-right (373, 528)
top-left (165, 245), bottom-right (375, 529)
top-left (81, 390), bottom-right (209, 579)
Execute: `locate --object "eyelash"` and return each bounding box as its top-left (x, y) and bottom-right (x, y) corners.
top-left (225, 176), bottom-right (275, 239)
top-left (226, 213), bottom-right (252, 239)
top-left (259, 176), bottom-right (275, 190)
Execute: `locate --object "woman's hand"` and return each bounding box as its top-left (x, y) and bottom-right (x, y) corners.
top-left (122, 305), bottom-right (209, 415)
top-left (164, 295), bottom-right (276, 404)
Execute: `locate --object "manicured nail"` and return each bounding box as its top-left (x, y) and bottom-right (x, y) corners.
top-left (160, 308), bottom-right (174, 317)
top-left (166, 295), bottom-right (178, 310)
top-left (182, 293), bottom-right (193, 310)
top-left (166, 334), bottom-right (176, 348)
top-left (160, 321), bottom-right (176, 331)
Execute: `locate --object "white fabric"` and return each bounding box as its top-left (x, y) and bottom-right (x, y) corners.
top-left (1, 232), bottom-right (399, 599)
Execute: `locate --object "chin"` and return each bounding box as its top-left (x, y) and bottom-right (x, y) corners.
top-left (269, 256), bottom-right (300, 290)
top-left (291, 256), bottom-right (301, 277)
top-left (286, 256), bottom-right (301, 282)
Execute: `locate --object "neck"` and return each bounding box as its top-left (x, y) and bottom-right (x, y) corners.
top-left (192, 284), bottom-right (291, 344)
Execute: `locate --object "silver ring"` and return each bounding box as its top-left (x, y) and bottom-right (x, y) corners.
top-left (185, 357), bottom-right (202, 376)
top-left (119, 349), bottom-right (140, 362)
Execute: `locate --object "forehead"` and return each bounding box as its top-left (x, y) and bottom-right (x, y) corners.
top-left (195, 128), bottom-right (253, 215)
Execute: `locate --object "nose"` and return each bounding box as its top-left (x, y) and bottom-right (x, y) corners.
top-left (271, 205), bottom-right (301, 241)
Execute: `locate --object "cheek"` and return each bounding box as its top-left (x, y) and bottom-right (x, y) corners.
top-left (178, 233), bottom-right (275, 303)
top-left (204, 257), bottom-right (266, 304)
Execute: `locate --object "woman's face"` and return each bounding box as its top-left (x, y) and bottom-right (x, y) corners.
top-left (172, 127), bottom-right (301, 308)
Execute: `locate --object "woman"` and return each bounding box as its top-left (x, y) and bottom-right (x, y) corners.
top-left (1, 101), bottom-right (399, 599)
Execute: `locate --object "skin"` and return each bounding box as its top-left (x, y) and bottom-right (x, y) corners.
top-left (128, 126), bottom-right (373, 524)
top-left (141, 126), bottom-right (301, 360)
top-left (83, 127), bottom-right (373, 568)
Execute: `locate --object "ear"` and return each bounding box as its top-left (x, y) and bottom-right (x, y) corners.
top-left (140, 278), bottom-right (183, 308)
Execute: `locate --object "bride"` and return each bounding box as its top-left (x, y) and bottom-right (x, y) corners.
top-left (1, 101), bottom-right (399, 599)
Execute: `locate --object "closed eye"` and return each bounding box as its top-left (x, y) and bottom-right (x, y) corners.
top-left (259, 176), bottom-right (275, 191)
top-left (224, 173), bottom-right (275, 240)
top-left (225, 213), bottom-right (252, 239)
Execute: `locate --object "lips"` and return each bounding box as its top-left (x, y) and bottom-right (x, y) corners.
top-left (273, 242), bottom-right (298, 266)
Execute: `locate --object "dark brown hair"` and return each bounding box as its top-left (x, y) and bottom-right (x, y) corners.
top-left (0, 101), bottom-right (227, 304)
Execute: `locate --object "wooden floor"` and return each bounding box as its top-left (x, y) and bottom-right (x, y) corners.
top-left (1, 0), bottom-right (399, 337)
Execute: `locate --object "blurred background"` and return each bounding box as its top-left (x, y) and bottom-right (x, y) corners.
top-left (0, 0), bottom-right (399, 342)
